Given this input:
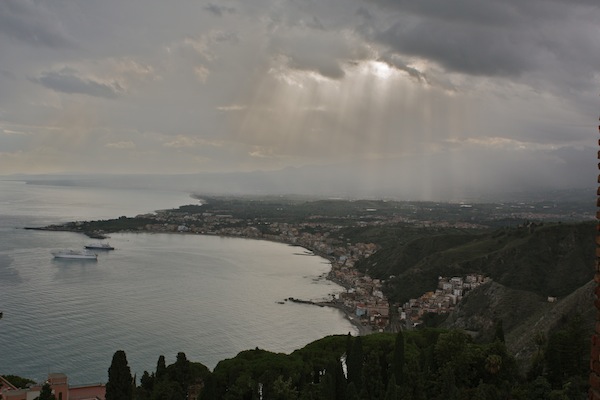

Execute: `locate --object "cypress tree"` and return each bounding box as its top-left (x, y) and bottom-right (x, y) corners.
top-left (35, 382), bottom-right (56, 400)
top-left (384, 375), bottom-right (398, 400)
top-left (361, 352), bottom-right (385, 400)
top-left (106, 350), bottom-right (133, 400)
top-left (393, 330), bottom-right (405, 385)
top-left (171, 352), bottom-right (191, 393)
top-left (346, 382), bottom-right (360, 400)
top-left (155, 355), bottom-right (167, 381)
top-left (324, 357), bottom-right (346, 400)
top-left (137, 371), bottom-right (153, 400)
top-left (345, 332), bottom-right (353, 360)
top-left (346, 336), bottom-right (363, 390)
top-left (140, 371), bottom-right (153, 392)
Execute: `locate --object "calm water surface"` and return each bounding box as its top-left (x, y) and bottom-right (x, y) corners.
top-left (0, 181), bottom-right (355, 384)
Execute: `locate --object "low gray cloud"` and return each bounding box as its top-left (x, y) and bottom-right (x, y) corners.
top-left (204, 4), bottom-right (236, 17)
top-left (0, 0), bottom-right (74, 48)
top-left (378, 54), bottom-right (427, 82)
top-left (32, 68), bottom-right (121, 99)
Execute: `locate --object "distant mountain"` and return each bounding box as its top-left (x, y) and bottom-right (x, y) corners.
top-left (3, 159), bottom-right (595, 203)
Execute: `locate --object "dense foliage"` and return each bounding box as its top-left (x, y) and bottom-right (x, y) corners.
top-left (103, 320), bottom-right (589, 399)
top-left (135, 352), bottom-right (210, 400)
top-left (356, 222), bottom-right (595, 304)
top-left (2, 375), bottom-right (35, 389)
top-left (5, 315), bottom-right (590, 399)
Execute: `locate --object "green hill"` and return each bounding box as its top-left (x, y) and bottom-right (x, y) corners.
top-left (356, 221), bottom-right (596, 305)
top-left (354, 220), bottom-right (596, 375)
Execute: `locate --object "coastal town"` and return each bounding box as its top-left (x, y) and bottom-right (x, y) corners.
top-left (8, 196), bottom-right (594, 400)
top-left (42, 198), bottom-right (506, 333)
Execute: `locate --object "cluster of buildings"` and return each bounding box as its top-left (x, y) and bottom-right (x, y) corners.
top-left (0, 374), bottom-right (104, 400)
top-left (399, 274), bottom-right (490, 327)
top-left (329, 265), bottom-right (391, 331)
top-left (327, 265), bottom-right (490, 332)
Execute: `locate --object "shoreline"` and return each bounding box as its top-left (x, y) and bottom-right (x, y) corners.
top-left (317, 301), bottom-right (373, 336)
top-left (32, 223), bottom-right (376, 335)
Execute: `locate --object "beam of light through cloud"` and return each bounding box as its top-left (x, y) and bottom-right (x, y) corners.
top-left (0, 0), bottom-right (597, 200)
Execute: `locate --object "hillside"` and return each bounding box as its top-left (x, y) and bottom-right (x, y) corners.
top-left (353, 220), bottom-right (597, 373)
top-left (356, 221), bottom-right (596, 305)
top-left (442, 280), bottom-right (595, 368)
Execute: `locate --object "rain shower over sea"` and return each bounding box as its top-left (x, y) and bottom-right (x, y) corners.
top-left (0, 180), bottom-right (355, 384)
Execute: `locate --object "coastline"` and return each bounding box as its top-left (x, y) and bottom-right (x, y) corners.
top-left (32, 213), bottom-right (379, 336)
top-left (318, 301), bottom-right (373, 336)
top-left (291, 249), bottom-right (374, 336)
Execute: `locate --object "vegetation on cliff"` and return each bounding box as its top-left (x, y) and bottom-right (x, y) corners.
top-left (356, 221), bottom-right (595, 304)
top-left (98, 323), bottom-right (588, 399)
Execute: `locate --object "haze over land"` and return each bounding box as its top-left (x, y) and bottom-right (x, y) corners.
top-left (1, 1), bottom-right (599, 200)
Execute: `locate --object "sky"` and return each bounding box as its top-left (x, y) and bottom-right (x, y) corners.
top-left (0, 0), bottom-right (599, 200)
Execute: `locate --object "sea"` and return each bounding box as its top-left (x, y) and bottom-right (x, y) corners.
top-left (0, 180), bottom-right (356, 384)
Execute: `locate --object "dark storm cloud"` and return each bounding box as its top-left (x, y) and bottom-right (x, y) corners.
top-left (0, 0), bottom-right (73, 48)
top-left (370, 0), bottom-right (525, 26)
top-left (377, 21), bottom-right (532, 77)
top-left (33, 68), bottom-right (121, 99)
top-left (365, 0), bottom-right (600, 78)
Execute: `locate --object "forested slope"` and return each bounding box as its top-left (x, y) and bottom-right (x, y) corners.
top-left (356, 221), bottom-right (596, 305)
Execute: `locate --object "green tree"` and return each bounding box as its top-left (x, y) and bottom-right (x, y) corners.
top-left (136, 371), bottom-right (154, 400)
top-left (272, 375), bottom-right (298, 400)
top-left (140, 371), bottom-right (154, 392)
top-left (493, 319), bottom-right (505, 343)
top-left (106, 350), bottom-right (133, 400)
top-left (224, 373), bottom-right (255, 400)
top-left (527, 332), bottom-right (546, 380)
top-left (345, 382), bottom-right (360, 400)
top-left (35, 382), bottom-right (56, 400)
top-left (384, 375), bottom-right (398, 400)
top-left (155, 355), bottom-right (167, 382)
top-left (346, 336), bottom-right (363, 391)
top-left (437, 365), bottom-right (457, 400)
top-left (169, 352), bottom-right (191, 393)
top-left (484, 354), bottom-right (502, 375)
top-left (323, 358), bottom-right (346, 400)
top-left (360, 351), bottom-right (385, 400)
top-left (150, 380), bottom-right (185, 400)
top-left (544, 315), bottom-right (587, 389)
top-left (528, 376), bottom-right (552, 400)
top-left (392, 330), bottom-right (405, 385)
top-left (3, 375), bottom-right (36, 389)
top-left (473, 382), bottom-right (502, 400)
top-left (345, 332), bottom-right (353, 363)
